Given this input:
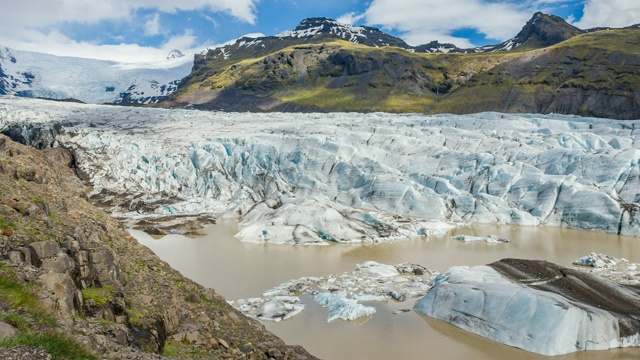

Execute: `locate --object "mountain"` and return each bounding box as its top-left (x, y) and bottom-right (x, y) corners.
top-left (0, 46), bottom-right (191, 104)
top-left (166, 14), bottom-right (640, 119)
top-left (479, 12), bottom-right (584, 52)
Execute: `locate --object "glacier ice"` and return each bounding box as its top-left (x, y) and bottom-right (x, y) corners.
top-left (452, 234), bottom-right (509, 243)
top-left (256, 296), bottom-right (305, 322)
top-left (414, 261), bottom-right (640, 355)
top-left (0, 97), bottom-right (639, 243)
top-left (314, 292), bottom-right (376, 322)
top-left (0, 46), bottom-right (190, 104)
top-left (573, 252), bottom-right (618, 269)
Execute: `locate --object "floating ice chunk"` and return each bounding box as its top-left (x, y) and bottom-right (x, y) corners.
top-left (415, 260), bottom-right (640, 356)
top-left (314, 292), bottom-right (376, 322)
top-left (452, 234), bottom-right (509, 243)
top-left (574, 252), bottom-right (618, 269)
top-left (256, 296), bottom-right (304, 322)
top-left (262, 277), bottom-right (321, 297)
top-left (355, 261), bottom-right (399, 278)
top-left (352, 294), bottom-right (388, 302)
top-left (388, 290), bottom-right (406, 302)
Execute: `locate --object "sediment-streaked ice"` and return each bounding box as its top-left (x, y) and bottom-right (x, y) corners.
top-left (1, 96), bottom-right (639, 243)
top-left (414, 263), bottom-right (640, 355)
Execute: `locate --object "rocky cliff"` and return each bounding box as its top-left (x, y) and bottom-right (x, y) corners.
top-left (0, 134), bottom-right (315, 359)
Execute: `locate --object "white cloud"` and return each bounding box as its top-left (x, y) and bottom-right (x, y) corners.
top-left (0, 0), bottom-right (259, 28)
top-left (0, 0), bottom-right (259, 62)
top-left (362, 0), bottom-right (533, 47)
top-left (144, 13), bottom-right (162, 36)
top-left (0, 28), bottom-right (205, 64)
top-left (336, 12), bottom-right (365, 25)
top-left (573, 0), bottom-right (640, 29)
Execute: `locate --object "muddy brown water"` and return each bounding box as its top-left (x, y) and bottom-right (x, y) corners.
top-left (132, 223), bottom-right (640, 360)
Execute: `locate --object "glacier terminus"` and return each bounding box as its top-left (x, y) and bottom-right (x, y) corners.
top-left (0, 96), bottom-right (639, 244)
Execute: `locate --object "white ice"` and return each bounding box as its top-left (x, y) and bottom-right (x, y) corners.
top-left (452, 234), bottom-right (509, 243)
top-left (414, 265), bottom-right (640, 356)
top-left (314, 292), bottom-right (376, 322)
top-left (0, 97), bottom-right (639, 244)
top-left (229, 261), bottom-right (436, 321)
top-left (0, 46), bottom-right (190, 104)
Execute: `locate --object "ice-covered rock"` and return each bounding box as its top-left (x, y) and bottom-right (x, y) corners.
top-left (314, 292), bottom-right (376, 322)
top-left (355, 261), bottom-right (399, 278)
top-left (573, 252), bottom-right (618, 269)
top-left (414, 259), bottom-right (640, 356)
top-left (256, 296), bottom-right (304, 322)
top-left (1, 97), bottom-right (639, 242)
top-left (452, 234), bottom-right (509, 243)
top-left (572, 253), bottom-right (640, 285)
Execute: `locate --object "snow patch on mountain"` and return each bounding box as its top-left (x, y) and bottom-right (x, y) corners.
top-left (0, 97), bottom-right (639, 243)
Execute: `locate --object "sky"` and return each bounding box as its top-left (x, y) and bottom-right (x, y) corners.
top-left (1, 0), bottom-right (639, 63)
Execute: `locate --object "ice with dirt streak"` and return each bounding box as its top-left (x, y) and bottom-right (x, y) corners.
top-left (0, 97), bottom-right (639, 243)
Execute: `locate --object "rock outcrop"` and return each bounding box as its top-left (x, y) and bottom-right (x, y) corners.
top-left (0, 134), bottom-right (316, 359)
top-left (414, 259), bottom-right (640, 356)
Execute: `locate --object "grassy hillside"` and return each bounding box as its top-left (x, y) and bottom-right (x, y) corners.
top-left (167, 29), bottom-right (640, 119)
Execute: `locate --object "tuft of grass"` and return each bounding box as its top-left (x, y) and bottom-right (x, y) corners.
top-left (0, 216), bottom-right (16, 230)
top-left (0, 332), bottom-right (96, 360)
top-left (0, 313), bottom-right (29, 332)
top-left (163, 339), bottom-right (207, 358)
top-left (0, 269), bottom-right (40, 311)
top-left (126, 307), bottom-right (146, 325)
top-left (80, 286), bottom-right (111, 306)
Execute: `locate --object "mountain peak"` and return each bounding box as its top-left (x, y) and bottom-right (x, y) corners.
top-left (166, 49), bottom-right (185, 60)
top-left (275, 17), bottom-right (409, 48)
top-left (511, 12), bottom-right (583, 49)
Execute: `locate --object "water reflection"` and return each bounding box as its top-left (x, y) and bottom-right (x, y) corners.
top-left (132, 223), bottom-right (640, 360)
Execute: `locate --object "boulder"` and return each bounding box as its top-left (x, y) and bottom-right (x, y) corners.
top-left (29, 240), bottom-right (60, 260)
top-left (41, 253), bottom-right (72, 274)
top-left (414, 259), bottom-right (640, 356)
top-left (0, 322), bottom-right (17, 340)
top-left (40, 273), bottom-right (76, 326)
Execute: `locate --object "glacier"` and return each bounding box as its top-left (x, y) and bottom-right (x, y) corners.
top-left (0, 46), bottom-right (191, 104)
top-left (0, 97), bottom-right (639, 243)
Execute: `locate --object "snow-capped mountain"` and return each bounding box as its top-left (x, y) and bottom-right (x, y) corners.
top-left (166, 49), bottom-right (185, 60)
top-left (0, 46), bottom-right (192, 104)
top-left (276, 17), bottom-right (411, 48)
top-left (479, 12), bottom-right (584, 52)
top-left (196, 13), bottom-right (589, 68)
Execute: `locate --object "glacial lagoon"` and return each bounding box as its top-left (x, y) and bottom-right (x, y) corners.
top-left (133, 223), bottom-right (640, 360)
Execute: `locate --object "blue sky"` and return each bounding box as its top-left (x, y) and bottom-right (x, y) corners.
top-left (0, 0), bottom-right (638, 63)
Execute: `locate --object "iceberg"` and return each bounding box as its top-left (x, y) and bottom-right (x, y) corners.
top-left (414, 259), bottom-right (640, 356)
top-left (314, 292), bottom-right (376, 322)
top-left (256, 296), bottom-right (305, 322)
top-left (573, 252), bottom-right (618, 269)
top-left (0, 97), bottom-right (639, 243)
top-left (230, 261), bottom-right (436, 321)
